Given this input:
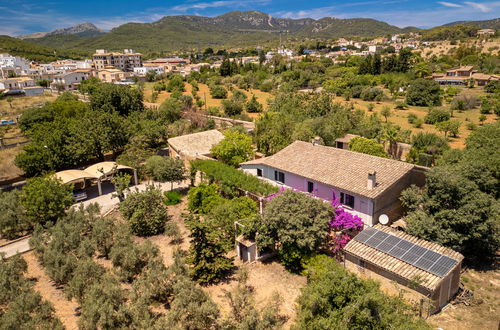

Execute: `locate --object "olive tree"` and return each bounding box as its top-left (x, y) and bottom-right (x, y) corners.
top-left (120, 185), bottom-right (168, 236)
top-left (256, 190), bottom-right (334, 272)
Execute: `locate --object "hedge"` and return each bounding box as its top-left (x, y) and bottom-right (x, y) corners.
top-left (191, 160), bottom-right (278, 197)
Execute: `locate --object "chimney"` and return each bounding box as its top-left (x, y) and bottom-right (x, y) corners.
top-left (367, 171), bottom-right (377, 190)
top-left (312, 136), bottom-right (322, 146)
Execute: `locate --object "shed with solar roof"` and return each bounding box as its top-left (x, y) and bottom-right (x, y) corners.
top-left (344, 224), bottom-right (463, 314)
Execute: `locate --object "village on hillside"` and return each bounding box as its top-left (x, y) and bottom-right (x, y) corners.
top-left (0, 19), bottom-right (499, 330)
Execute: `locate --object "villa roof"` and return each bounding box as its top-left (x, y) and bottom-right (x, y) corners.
top-left (241, 141), bottom-right (415, 199)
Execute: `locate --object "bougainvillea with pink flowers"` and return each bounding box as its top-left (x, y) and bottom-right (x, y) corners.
top-left (328, 196), bottom-right (364, 254)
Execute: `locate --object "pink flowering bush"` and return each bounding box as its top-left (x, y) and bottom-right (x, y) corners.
top-left (328, 197), bottom-right (364, 253)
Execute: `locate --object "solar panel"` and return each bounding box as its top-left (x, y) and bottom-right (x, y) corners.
top-left (353, 227), bottom-right (377, 243)
top-left (353, 227), bottom-right (458, 278)
top-left (366, 231), bottom-right (389, 246)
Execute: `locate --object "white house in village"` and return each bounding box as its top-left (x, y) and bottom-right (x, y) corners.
top-left (0, 54), bottom-right (30, 78)
top-left (50, 70), bottom-right (92, 91)
top-left (133, 66), bottom-right (165, 76)
top-left (0, 76), bottom-right (44, 96)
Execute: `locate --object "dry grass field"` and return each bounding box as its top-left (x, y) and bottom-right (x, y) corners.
top-left (419, 38), bottom-right (500, 58)
top-left (428, 266), bottom-right (500, 330)
top-left (143, 81), bottom-right (272, 112)
top-left (0, 92), bottom-right (56, 117)
top-left (332, 85), bottom-right (493, 149)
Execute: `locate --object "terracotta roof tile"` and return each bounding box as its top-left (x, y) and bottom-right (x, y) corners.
top-left (167, 130), bottom-right (223, 157)
top-left (241, 141), bottom-right (415, 199)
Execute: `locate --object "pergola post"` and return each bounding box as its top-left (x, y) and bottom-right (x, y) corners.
top-left (97, 180), bottom-right (102, 196)
top-left (133, 169), bottom-right (138, 186)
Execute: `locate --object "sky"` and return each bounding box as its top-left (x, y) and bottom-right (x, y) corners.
top-left (0, 0), bottom-right (499, 36)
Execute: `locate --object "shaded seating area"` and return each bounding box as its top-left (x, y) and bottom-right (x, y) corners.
top-left (54, 161), bottom-right (138, 200)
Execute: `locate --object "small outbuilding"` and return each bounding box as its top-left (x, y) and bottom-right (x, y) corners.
top-left (167, 129), bottom-right (224, 161)
top-left (344, 224), bottom-right (463, 315)
top-left (236, 235), bottom-right (258, 263)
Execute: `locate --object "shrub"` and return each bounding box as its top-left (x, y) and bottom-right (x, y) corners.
top-left (407, 113), bottom-right (418, 124)
top-left (210, 85), bottom-right (228, 99)
top-left (450, 94), bottom-right (479, 110)
top-left (350, 85), bottom-right (364, 98)
top-left (406, 78), bottom-right (441, 106)
top-left (221, 99), bottom-right (243, 117)
top-left (187, 184), bottom-right (224, 214)
top-left (424, 108), bottom-right (451, 124)
top-left (394, 101), bottom-right (409, 110)
top-left (360, 87), bottom-right (383, 101)
top-left (0, 190), bottom-right (30, 239)
top-left (295, 255), bottom-right (430, 329)
top-left (466, 122), bottom-right (477, 130)
top-left (120, 186), bottom-right (167, 236)
top-left (413, 118), bottom-right (424, 128)
top-left (164, 190), bottom-right (182, 205)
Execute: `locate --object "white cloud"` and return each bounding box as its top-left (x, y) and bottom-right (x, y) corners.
top-left (171, 0), bottom-right (270, 12)
top-left (437, 1), bottom-right (464, 8)
top-left (464, 1), bottom-right (491, 12)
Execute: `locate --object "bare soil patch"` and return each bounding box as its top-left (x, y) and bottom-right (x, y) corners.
top-left (428, 267), bottom-right (500, 330)
top-left (23, 252), bottom-right (80, 330)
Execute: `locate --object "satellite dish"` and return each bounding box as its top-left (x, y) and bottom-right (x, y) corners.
top-left (379, 214), bottom-right (389, 225)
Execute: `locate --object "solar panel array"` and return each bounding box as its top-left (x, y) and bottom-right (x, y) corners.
top-left (353, 227), bottom-right (458, 278)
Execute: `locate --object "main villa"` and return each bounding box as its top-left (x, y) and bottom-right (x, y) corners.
top-left (241, 141), bottom-right (427, 226)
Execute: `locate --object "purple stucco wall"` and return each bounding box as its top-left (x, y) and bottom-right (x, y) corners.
top-left (241, 164), bottom-right (375, 225)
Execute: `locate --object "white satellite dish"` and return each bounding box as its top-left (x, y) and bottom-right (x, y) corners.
top-left (379, 214), bottom-right (389, 225)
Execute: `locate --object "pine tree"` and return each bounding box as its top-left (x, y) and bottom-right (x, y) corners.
top-left (186, 216), bottom-right (233, 284)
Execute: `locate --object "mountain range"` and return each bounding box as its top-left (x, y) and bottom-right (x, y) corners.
top-left (8, 11), bottom-right (500, 56)
top-left (18, 23), bottom-right (104, 40)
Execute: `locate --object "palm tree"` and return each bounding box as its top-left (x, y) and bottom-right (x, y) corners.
top-left (383, 127), bottom-right (398, 158)
top-left (413, 62), bottom-right (431, 79)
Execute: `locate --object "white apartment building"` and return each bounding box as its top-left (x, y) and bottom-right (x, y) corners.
top-left (0, 54), bottom-right (30, 78)
top-left (93, 49), bottom-right (142, 71)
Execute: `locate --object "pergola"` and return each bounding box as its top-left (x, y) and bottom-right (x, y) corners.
top-left (54, 161), bottom-right (138, 196)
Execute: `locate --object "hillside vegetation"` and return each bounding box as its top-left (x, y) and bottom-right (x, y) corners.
top-left (0, 35), bottom-right (88, 62)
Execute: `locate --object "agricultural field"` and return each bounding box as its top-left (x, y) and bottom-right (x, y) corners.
top-left (19, 195), bottom-right (306, 329)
